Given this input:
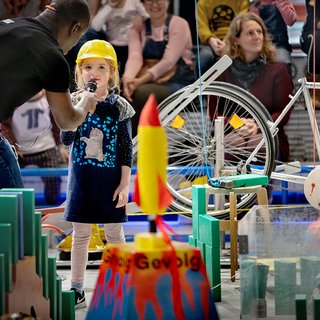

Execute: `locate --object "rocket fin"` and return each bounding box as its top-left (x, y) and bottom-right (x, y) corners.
top-left (157, 175), bottom-right (173, 210)
top-left (133, 173), bottom-right (141, 206)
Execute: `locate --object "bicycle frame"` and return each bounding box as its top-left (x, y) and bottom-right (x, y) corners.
top-left (132, 54), bottom-right (320, 194)
top-left (250, 77), bottom-right (320, 185)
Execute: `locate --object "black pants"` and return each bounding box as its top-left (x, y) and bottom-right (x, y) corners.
top-left (113, 45), bottom-right (129, 77)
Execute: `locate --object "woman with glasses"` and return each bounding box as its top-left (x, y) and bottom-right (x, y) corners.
top-left (122, 0), bottom-right (195, 137)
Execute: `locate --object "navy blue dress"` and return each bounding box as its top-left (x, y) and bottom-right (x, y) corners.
top-left (61, 92), bottom-right (134, 224)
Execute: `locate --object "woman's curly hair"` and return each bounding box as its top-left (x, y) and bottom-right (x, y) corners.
top-left (223, 12), bottom-right (276, 62)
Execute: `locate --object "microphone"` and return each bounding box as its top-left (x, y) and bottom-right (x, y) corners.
top-left (85, 80), bottom-right (97, 92)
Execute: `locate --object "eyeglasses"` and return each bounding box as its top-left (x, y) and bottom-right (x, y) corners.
top-left (144, 0), bottom-right (165, 4)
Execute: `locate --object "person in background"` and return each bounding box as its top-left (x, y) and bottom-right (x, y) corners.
top-left (1, 90), bottom-right (68, 205)
top-left (196, 0), bottom-right (251, 75)
top-left (212, 12), bottom-right (293, 162)
top-left (61, 40), bottom-right (134, 309)
top-left (300, 0), bottom-right (320, 108)
top-left (250, 0), bottom-right (297, 70)
top-left (91, 0), bottom-right (149, 77)
top-left (122, 0), bottom-right (195, 137)
top-left (0, 0), bottom-right (50, 18)
top-left (0, 0), bottom-right (97, 189)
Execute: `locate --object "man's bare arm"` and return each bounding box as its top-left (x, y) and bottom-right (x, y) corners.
top-left (46, 91), bottom-right (97, 131)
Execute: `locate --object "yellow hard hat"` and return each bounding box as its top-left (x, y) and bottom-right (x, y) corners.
top-left (76, 40), bottom-right (118, 70)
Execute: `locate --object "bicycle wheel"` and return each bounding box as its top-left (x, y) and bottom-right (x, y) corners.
top-left (133, 82), bottom-right (276, 218)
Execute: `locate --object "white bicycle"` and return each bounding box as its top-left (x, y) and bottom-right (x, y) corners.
top-left (132, 55), bottom-right (320, 218)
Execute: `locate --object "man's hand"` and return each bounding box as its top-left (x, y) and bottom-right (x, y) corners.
top-left (77, 90), bottom-right (97, 114)
top-left (46, 91), bottom-right (97, 131)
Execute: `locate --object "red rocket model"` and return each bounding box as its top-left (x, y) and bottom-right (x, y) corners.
top-left (133, 94), bottom-right (173, 213)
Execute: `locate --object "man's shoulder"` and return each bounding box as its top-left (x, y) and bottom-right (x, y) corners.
top-left (1, 17), bottom-right (51, 36)
top-left (2, 17), bottom-right (59, 55)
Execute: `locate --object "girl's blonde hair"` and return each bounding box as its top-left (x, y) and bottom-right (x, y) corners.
top-left (223, 12), bottom-right (276, 62)
top-left (74, 59), bottom-right (120, 93)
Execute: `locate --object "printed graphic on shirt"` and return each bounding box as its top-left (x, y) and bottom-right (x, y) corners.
top-left (80, 128), bottom-right (104, 162)
top-left (112, 12), bottom-right (141, 42)
top-left (210, 5), bottom-right (235, 31)
top-left (72, 115), bottom-right (118, 168)
top-left (22, 108), bottom-right (45, 129)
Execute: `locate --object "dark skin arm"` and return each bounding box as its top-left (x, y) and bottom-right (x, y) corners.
top-left (46, 90), bottom-right (97, 131)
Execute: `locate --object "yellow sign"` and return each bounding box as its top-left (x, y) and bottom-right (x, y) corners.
top-left (171, 114), bottom-right (185, 129)
top-left (229, 114), bottom-right (244, 129)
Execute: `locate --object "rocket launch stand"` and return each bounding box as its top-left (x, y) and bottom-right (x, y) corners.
top-left (207, 185), bottom-right (268, 281)
top-left (208, 117), bottom-right (269, 281)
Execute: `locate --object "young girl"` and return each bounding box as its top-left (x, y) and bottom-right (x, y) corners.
top-left (60, 39), bottom-right (135, 309)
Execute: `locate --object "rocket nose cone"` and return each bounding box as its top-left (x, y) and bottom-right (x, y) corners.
top-left (139, 94), bottom-right (161, 126)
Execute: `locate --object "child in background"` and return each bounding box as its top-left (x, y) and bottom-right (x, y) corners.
top-left (0, 90), bottom-right (69, 205)
top-left (60, 39), bottom-right (135, 309)
top-left (91, 0), bottom-right (148, 76)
